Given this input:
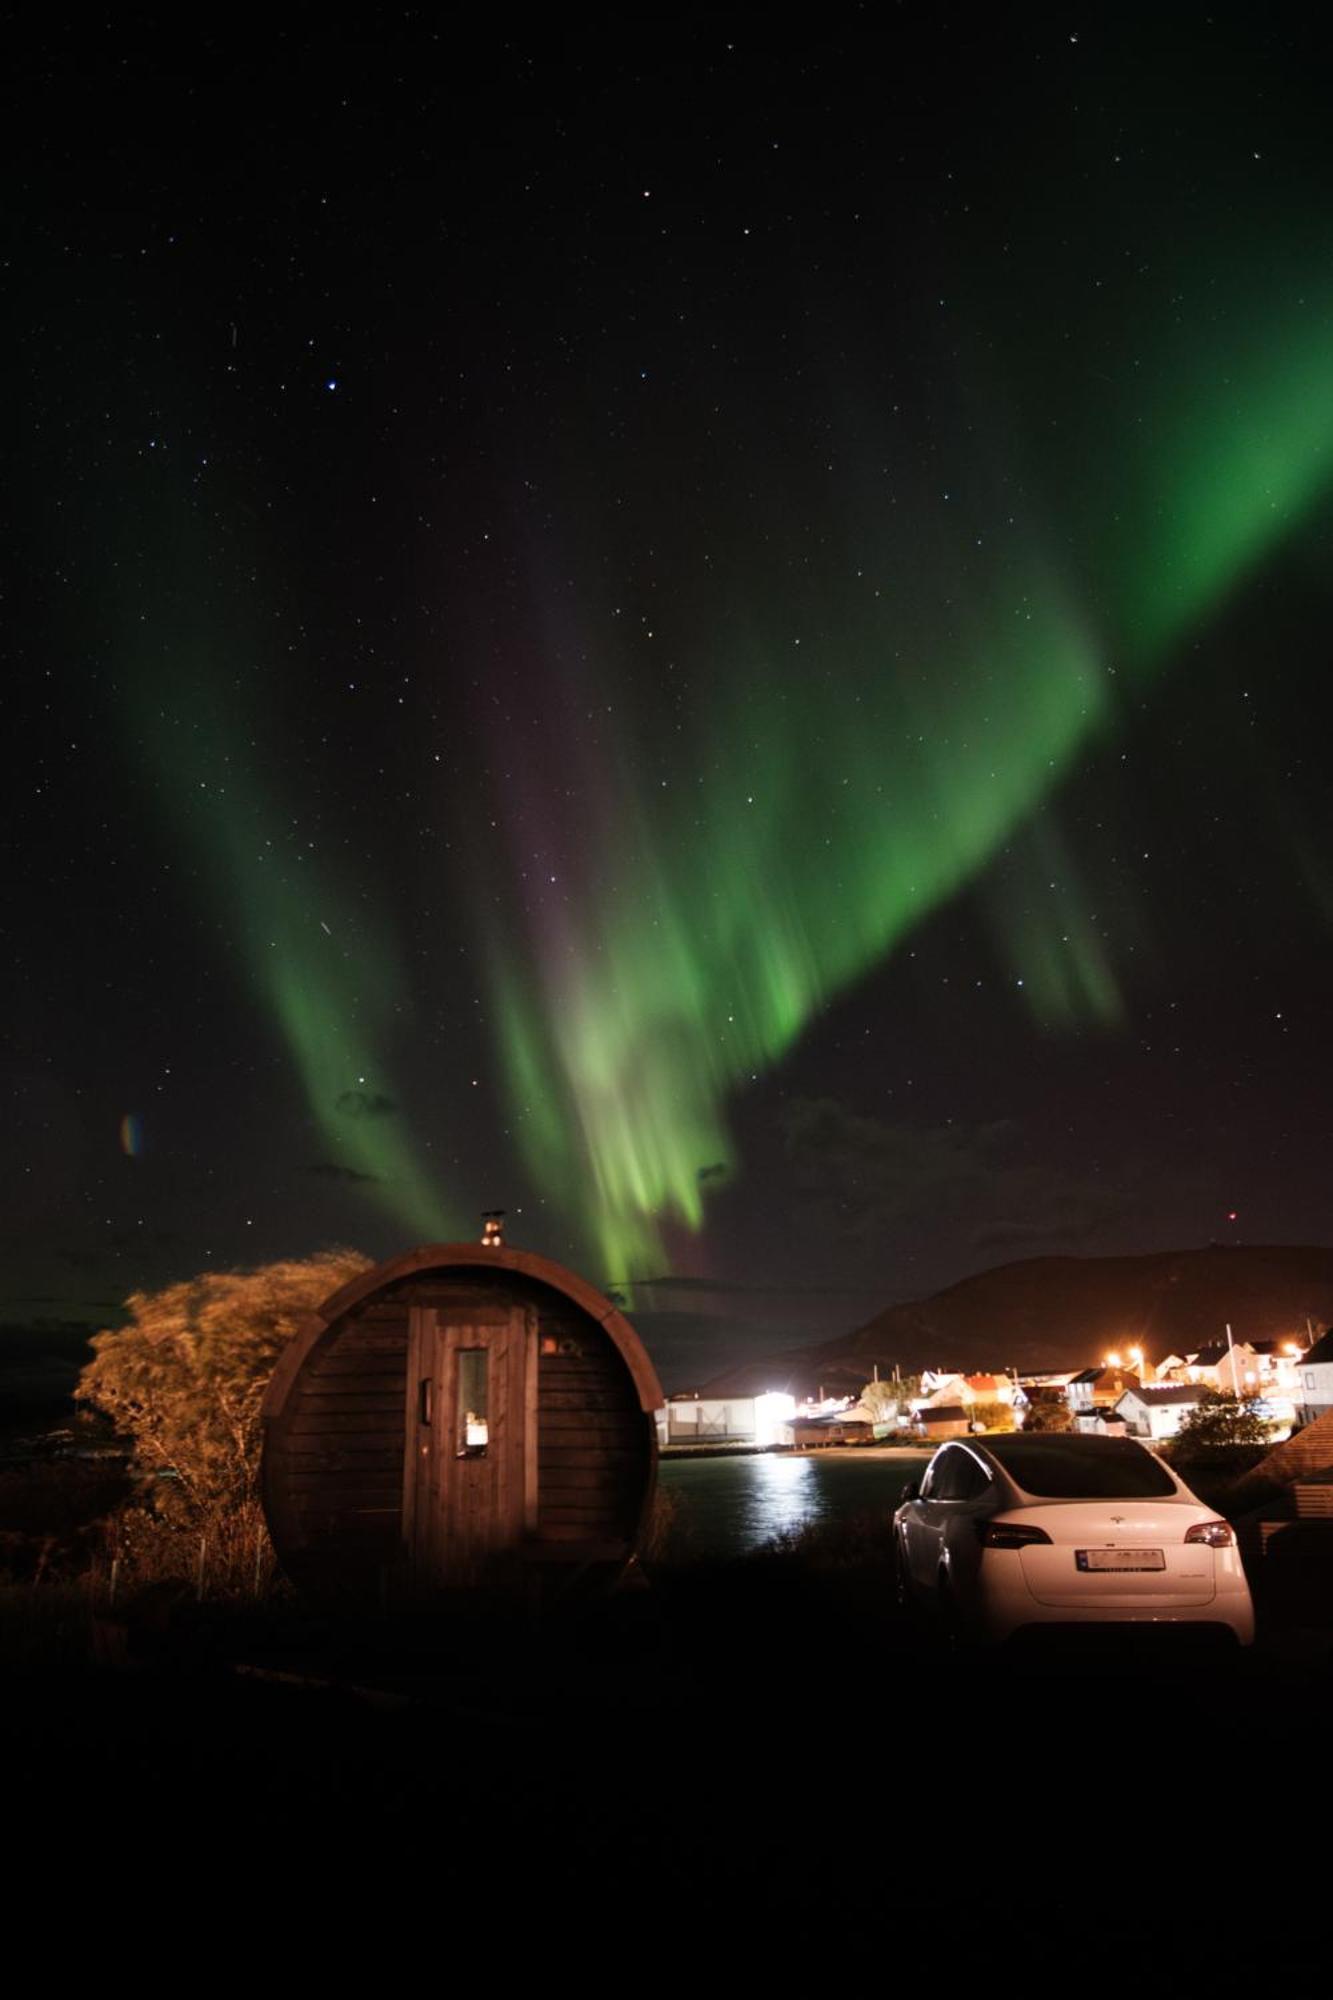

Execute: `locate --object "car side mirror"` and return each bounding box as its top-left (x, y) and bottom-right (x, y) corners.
top-left (900, 1479), bottom-right (921, 1502)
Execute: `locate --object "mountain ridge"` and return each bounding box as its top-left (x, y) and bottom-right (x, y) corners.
top-left (695, 1243), bottom-right (1333, 1398)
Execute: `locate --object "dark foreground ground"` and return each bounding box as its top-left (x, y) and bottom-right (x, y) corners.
top-left (6, 1518), bottom-right (1332, 1986)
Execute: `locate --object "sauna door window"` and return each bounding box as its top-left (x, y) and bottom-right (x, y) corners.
top-left (457, 1348), bottom-right (489, 1456)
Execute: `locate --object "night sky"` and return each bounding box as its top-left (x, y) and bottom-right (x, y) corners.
top-left (8, 12), bottom-right (1333, 1386)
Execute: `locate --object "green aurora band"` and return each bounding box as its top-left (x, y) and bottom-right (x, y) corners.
top-left (493, 275), bottom-right (1333, 1282)
top-left (128, 593), bottom-right (454, 1245)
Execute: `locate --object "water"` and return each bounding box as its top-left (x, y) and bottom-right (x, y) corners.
top-left (657, 1448), bottom-right (926, 1560)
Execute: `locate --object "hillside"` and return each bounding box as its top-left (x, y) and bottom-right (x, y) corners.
top-left (696, 1243), bottom-right (1333, 1398)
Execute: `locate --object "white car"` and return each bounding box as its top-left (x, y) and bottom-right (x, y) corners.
top-left (894, 1432), bottom-right (1254, 1645)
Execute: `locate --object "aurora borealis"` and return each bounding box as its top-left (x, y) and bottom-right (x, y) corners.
top-left (10, 11), bottom-right (1333, 1378)
top-left (488, 233), bottom-right (1333, 1278)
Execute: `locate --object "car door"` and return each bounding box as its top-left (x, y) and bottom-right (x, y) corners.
top-left (935, 1445), bottom-right (997, 1600)
top-left (902, 1446), bottom-right (956, 1589)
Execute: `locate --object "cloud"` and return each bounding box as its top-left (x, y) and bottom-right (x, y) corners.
top-left (335, 1089), bottom-right (397, 1119)
top-left (697, 1161), bottom-right (729, 1184)
top-left (779, 1097), bottom-right (1141, 1253)
top-left (309, 1161), bottom-right (380, 1184)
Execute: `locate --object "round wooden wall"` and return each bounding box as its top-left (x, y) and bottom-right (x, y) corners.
top-left (261, 1244), bottom-right (663, 1603)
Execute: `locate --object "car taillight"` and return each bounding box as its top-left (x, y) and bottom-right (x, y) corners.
top-left (1184, 1520), bottom-right (1234, 1547)
top-left (978, 1519), bottom-right (1052, 1549)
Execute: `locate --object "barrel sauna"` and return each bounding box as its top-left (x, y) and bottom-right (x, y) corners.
top-left (261, 1243), bottom-right (663, 1603)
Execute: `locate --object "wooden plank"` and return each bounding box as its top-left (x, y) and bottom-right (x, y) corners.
top-left (284, 1441), bottom-right (404, 1462)
top-left (538, 1467), bottom-right (630, 1491)
top-left (307, 1361), bottom-right (405, 1383)
top-left (305, 1382), bottom-right (404, 1403)
top-left (399, 1290), bottom-right (513, 1318)
top-left (526, 1536), bottom-right (629, 1560)
top-left (533, 1524), bottom-right (630, 1547)
top-left (285, 1459), bottom-right (402, 1479)
top-left (285, 1459), bottom-right (401, 1478)
top-left (536, 1388), bottom-right (635, 1413)
top-left (284, 1452), bottom-right (403, 1473)
top-left (288, 1413), bottom-right (407, 1436)
top-left (310, 1348), bottom-right (406, 1368)
top-left (538, 1449), bottom-right (640, 1470)
top-left (536, 1360), bottom-right (624, 1376)
top-left (536, 1411), bottom-right (636, 1434)
top-left (288, 1408), bottom-right (402, 1424)
top-left (316, 1331), bottom-right (408, 1354)
top-left (287, 1416), bottom-right (405, 1432)
top-left (538, 1503), bottom-right (626, 1523)
top-left (304, 1360), bottom-right (405, 1378)
top-left (538, 1354), bottom-right (623, 1375)
top-left (403, 1307), bottom-right (428, 1577)
top-left (537, 1466), bottom-right (629, 1480)
top-left (301, 1383), bottom-right (404, 1403)
top-left (287, 1471), bottom-right (402, 1491)
top-left (290, 1509), bottom-right (400, 1528)
top-left (524, 1308), bottom-right (539, 1534)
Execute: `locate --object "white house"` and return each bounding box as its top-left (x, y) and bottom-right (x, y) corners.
top-left (1297, 1330), bottom-right (1333, 1426)
top-left (1074, 1406), bottom-right (1131, 1437)
top-left (918, 1370), bottom-right (1019, 1409)
top-left (1065, 1366), bottom-right (1140, 1424)
top-left (658, 1391), bottom-right (796, 1448)
top-left (1161, 1338), bottom-right (1307, 1399)
top-left (1116, 1384), bottom-right (1205, 1441)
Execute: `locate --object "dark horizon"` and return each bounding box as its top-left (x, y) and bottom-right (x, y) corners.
top-left (7, 1236), bottom-right (1333, 1410)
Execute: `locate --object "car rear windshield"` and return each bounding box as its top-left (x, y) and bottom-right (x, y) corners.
top-left (984, 1436), bottom-right (1178, 1499)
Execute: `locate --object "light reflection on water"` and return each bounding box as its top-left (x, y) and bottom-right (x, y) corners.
top-left (657, 1449), bottom-right (925, 1560)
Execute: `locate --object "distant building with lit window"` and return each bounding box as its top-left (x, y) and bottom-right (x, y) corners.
top-left (1298, 1329), bottom-right (1333, 1426)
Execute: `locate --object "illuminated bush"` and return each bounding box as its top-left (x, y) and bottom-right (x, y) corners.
top-left (969, 1399), bottom-right (1016, 1433)
top-left (79, 1250), bottom-right (369, 1591)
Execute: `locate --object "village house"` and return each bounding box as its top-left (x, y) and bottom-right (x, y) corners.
top-left (913, 1403), bottom-right (972, 1441)
top-left (1176, 1344), bottom-right (1233, 1389)
top-left (1116, 1382), bottom-right (1205, 1441)
top-left (1064, 1366), bottom-right (1140, 1426)
top-left (1152, 1339), bottom-right (1305, 1436)
top-left (918, 1369), bottom-right (1019, 1410)
top-left (658, 1392), bottom-right (797, 1448)
top-left (1159, 1338), bottom-right (1305, 1398)
top-left (788, 1406), bottom-right (875, 1447)
top-left (1074, 1404), bottom-right (1131, 1436)
top-left (1297, 1329), bottom-right (1333, 1426)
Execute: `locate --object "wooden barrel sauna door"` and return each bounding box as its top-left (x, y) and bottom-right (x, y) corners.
top-left (404, 1302), bottom-right (538, 1585)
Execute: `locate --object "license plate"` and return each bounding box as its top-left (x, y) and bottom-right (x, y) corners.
top-left (1076, 1548), bottom-right (1166, 1572)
